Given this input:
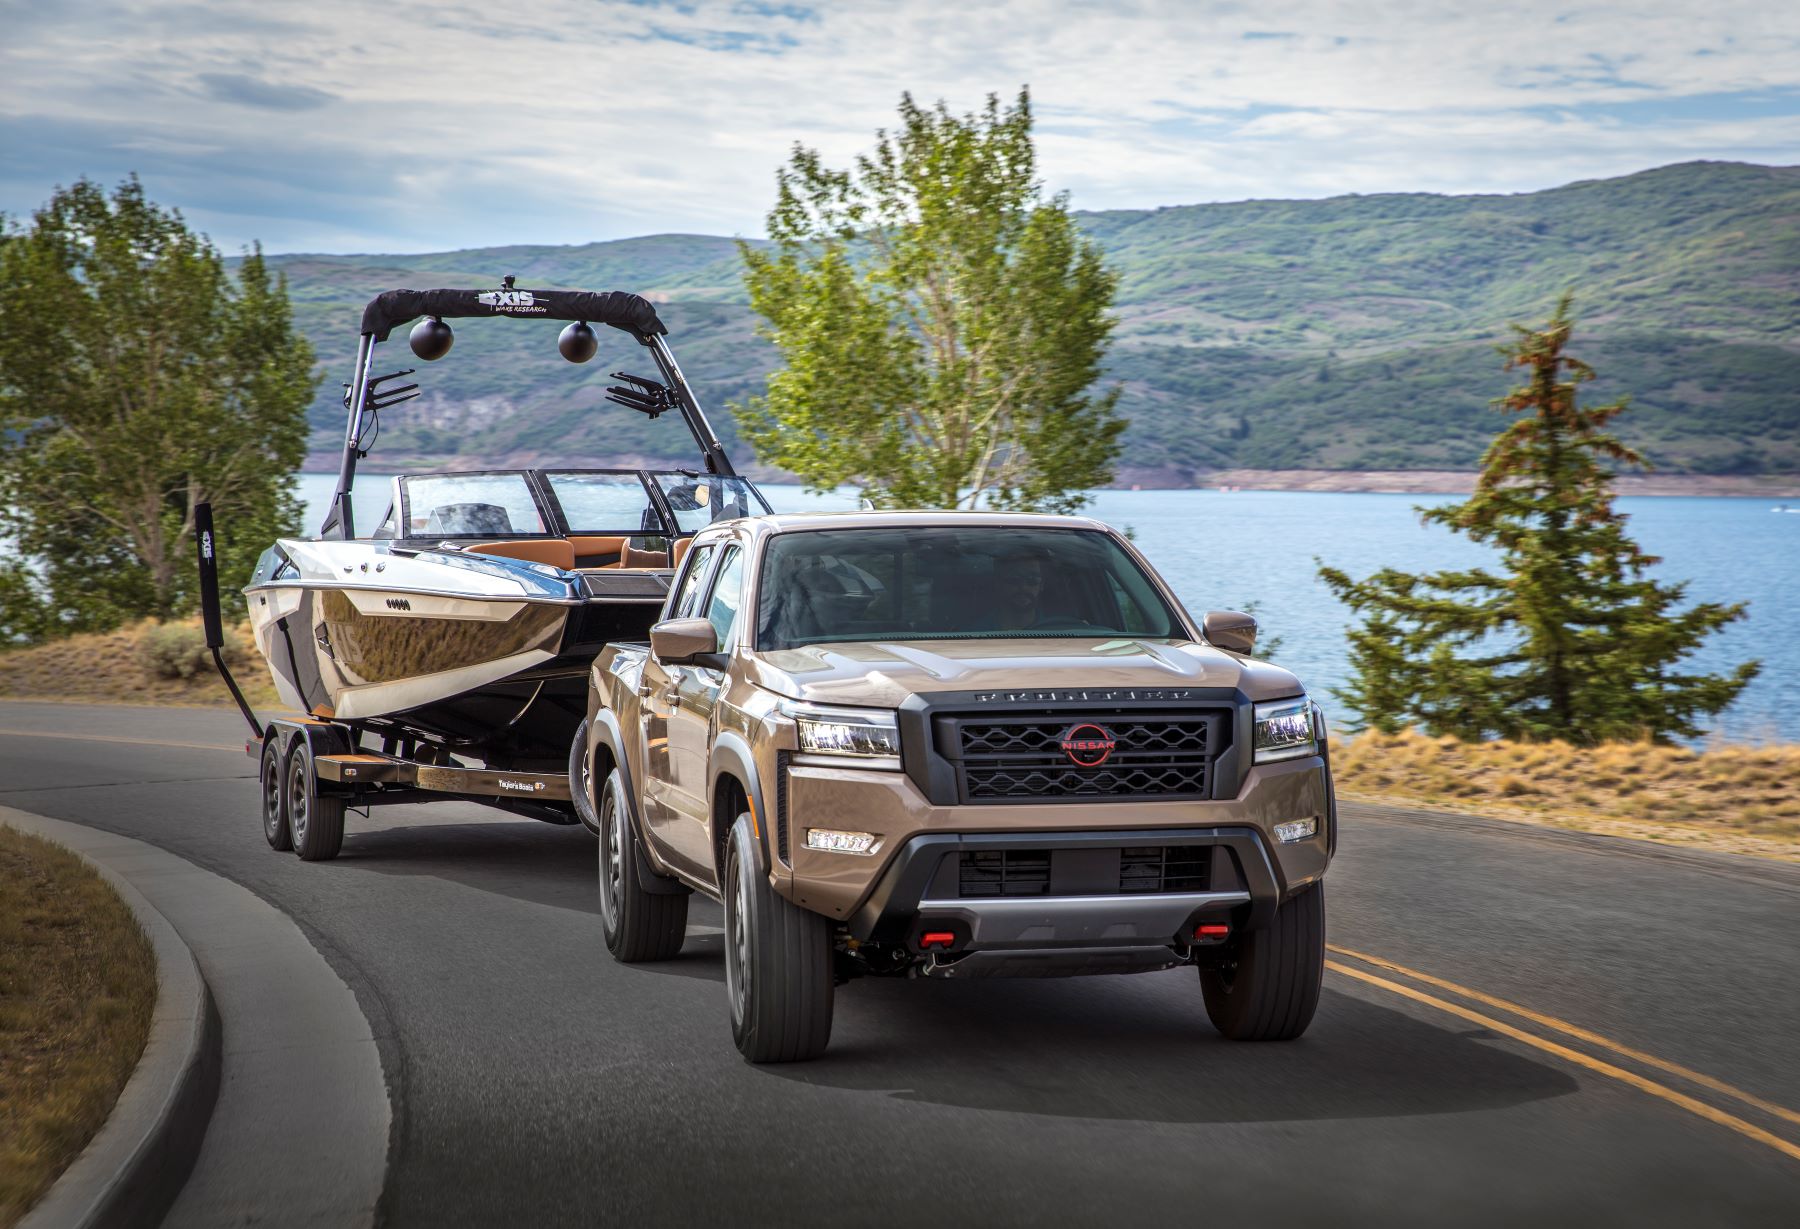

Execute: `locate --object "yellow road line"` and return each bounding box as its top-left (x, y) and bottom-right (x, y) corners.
top-left (1329, 943), bottom-right (1800, 1130)
top-left (0, 727), bottom-right (245, 754)
top-left (1326, 960), bottom-right (1800, 1163)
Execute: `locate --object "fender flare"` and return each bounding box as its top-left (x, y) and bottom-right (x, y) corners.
top-left (707, 730), bottom-right (772, 879)
top-left (589, 705), bottom-right (688, 895)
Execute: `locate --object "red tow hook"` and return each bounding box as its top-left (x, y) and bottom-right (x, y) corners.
top-left (920, 931), bottom-right (956, 951)
top-left (1193, 923), bottom-right (1231, 943)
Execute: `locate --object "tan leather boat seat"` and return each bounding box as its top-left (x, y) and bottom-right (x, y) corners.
top-left (618, 543), bottom-right (669, 569)
top-left (671, 537), bottom-right (693, 570)
top-left (569, 535), bottom-right (628, 567)
top-left (467, 539), bottom-right (576, 570)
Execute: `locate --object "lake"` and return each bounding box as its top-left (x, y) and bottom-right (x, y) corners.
top-left (296, 473), bottom-right (1798, 743)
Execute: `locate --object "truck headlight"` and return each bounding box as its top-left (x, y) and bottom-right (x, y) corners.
top-left (782, 702), bottom-right (902, 762)
top-left (1254, 696), bottom-right (1317, 763)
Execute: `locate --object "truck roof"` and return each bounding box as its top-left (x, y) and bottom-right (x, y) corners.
top-left (736, 509), bottom-right (1114, 535)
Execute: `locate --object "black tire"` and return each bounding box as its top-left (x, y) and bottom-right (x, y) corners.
top-left (570, 718), bottom-right (602, 836)
top-left (287, 739), bottom-right (345, 862)
top-left (1200, 883), bottom-right (1325, 1041)
top-left (260, 736), bottom-right (292, 851)
top-left (723, 814), bottom-right (833, 1063)
top-left (597, 769), bottom-right (687, 961)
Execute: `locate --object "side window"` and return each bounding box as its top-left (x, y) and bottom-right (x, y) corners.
top-left (705, 548), bottom-right (746, 649)
top-left (669, 545), bottom-right (715, 620)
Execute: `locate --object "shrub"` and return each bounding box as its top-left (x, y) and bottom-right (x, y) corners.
top-left (139, 623), bottom-right (239, 680)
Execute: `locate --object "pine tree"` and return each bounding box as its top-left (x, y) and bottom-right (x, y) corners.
top-left (1318, 295), bottom-right (1759, 745)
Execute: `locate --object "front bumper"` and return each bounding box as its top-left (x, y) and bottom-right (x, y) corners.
top-left (776, 754), bottom-right (1332, 924)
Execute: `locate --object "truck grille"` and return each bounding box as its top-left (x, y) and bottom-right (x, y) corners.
top-left (959, 850), bottom-right (1051, 897)
top-left (938, 711), bottom-right (1225, 803)
top-left (954, 846), bottom-right (1212, 897)
top-left (1120, 846), bottom-right (1210, 893)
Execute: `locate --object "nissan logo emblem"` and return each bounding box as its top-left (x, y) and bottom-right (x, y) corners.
top-left (1059, 723), bottom-right (1117, 767)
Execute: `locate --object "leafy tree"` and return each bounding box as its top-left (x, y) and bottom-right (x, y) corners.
top-left (1318, 295), bottom-right (1758, 744)
top-left (0, 177), bottom-right (316, 640)
top-left (736, 89), bottom-right (1123, 512)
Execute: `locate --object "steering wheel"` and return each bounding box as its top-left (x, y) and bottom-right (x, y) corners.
top-left (1031, 617), bottom-right (1097, 632)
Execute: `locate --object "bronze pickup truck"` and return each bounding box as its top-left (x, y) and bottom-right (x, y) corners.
top-left (583, 511), bottom-right (1335, 1062)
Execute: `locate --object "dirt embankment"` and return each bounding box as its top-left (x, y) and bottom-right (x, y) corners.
top-left (1334, 729), bottom-right (1800, 862)
top-left (0, 619), bottom-right (281, 710)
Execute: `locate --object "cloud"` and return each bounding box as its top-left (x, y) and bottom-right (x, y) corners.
top-left (0, 0), bottom-right (1796, 253)
top-left (196, 72), bottom-right (336, 111)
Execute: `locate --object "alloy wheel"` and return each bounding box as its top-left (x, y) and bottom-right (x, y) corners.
top-left (725, 854), bottom-right (750, 1022)
top-left (599, 791), bottom-right (624, 930)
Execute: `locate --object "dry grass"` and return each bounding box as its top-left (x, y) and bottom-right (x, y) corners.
top-left (0, 826), bottom-right (157, 1226)
top-left (0, 618), bottom-right (280, 710)
top-left (1335, 729), bottom-right (1800, 861)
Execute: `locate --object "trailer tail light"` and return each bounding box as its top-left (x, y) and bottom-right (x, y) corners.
top-left (920, 932), bottom-right (956, 950)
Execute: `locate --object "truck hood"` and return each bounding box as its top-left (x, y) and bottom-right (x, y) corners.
top-left (749, 638), bottom-right (1305, 708)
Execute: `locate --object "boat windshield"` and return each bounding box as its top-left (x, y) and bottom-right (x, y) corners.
top-left (755, 527), bottom-right (1186, 650)
top-left (544, 472), bottom-right (664, 536)
top-left (401, 473), bottom-right (546, 537)
top-left (648, 472), bottom-right (771, 534)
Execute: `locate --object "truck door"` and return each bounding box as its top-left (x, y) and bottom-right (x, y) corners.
top-left (639, 543), bottom-right (714, 844)
top-left (662, 544), bottom-right (745, 877)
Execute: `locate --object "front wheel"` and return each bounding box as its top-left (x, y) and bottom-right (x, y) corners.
top-left (597, 769), bottom-right (687, 962)
top-left (1199, 883), bottom-right (1325, 1041)
top-left (723, 814), bottom-right (833, 1063)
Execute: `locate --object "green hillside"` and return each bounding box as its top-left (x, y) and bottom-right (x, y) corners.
top-left (268, 161), bottom-right (1800, 478)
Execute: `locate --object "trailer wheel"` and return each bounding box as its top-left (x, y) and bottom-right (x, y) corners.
top-left (260, 736), bottom-right (292, 851)
top-left (569, 718), bottom-right (602, 836)
top-left (597, 769), bottom-right (686, 961)
top-left (287, 739), bottom-right (346, 862)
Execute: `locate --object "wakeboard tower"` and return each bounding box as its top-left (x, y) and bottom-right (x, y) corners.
top-left (198, 278), bottom-right (769, 859)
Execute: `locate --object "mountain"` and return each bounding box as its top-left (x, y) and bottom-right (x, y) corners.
top-left (268, 161), bottom-right (1800, 479)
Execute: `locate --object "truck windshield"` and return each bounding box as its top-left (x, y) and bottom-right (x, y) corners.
top-left (755, 527), bottom-right (1186, 650)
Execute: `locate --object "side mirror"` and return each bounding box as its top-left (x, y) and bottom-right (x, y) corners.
top-left (650, 617), bottom-right (718, 667)
top-left (1203, 609), bottom-right (1257, 655)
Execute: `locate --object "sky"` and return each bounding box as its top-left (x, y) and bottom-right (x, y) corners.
top-left (2, 0), bottom-right (1798, 255)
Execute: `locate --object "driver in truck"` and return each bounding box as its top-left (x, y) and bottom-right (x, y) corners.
top-left (995, 549), bottom-right (1048, 630)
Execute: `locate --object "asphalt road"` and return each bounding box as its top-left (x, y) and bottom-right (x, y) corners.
top-left (4, 699), bottom-right (1799, 1227)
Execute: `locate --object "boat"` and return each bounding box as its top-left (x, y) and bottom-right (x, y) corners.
top-left (231, 280), bottom-right (769, 831)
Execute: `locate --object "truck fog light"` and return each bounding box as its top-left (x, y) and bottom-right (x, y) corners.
top-left (1274, 817), bottom-right (1318, 843)
top-left (805, 828), bottom-right (879, 855)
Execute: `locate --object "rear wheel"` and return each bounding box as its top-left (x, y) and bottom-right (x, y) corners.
top-left (597, 769), bottom-right (687, 961)
top-left (1200, 883), bottom-right (1325, 1041)
top-left (287, 740), bottom-right (345, 862)
top-left (260, 736), bottom-right (291, 851)
top-left (723, 814), bottom-right (833, 1063)
top-left (569, 719), bottom-right (602, 836)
